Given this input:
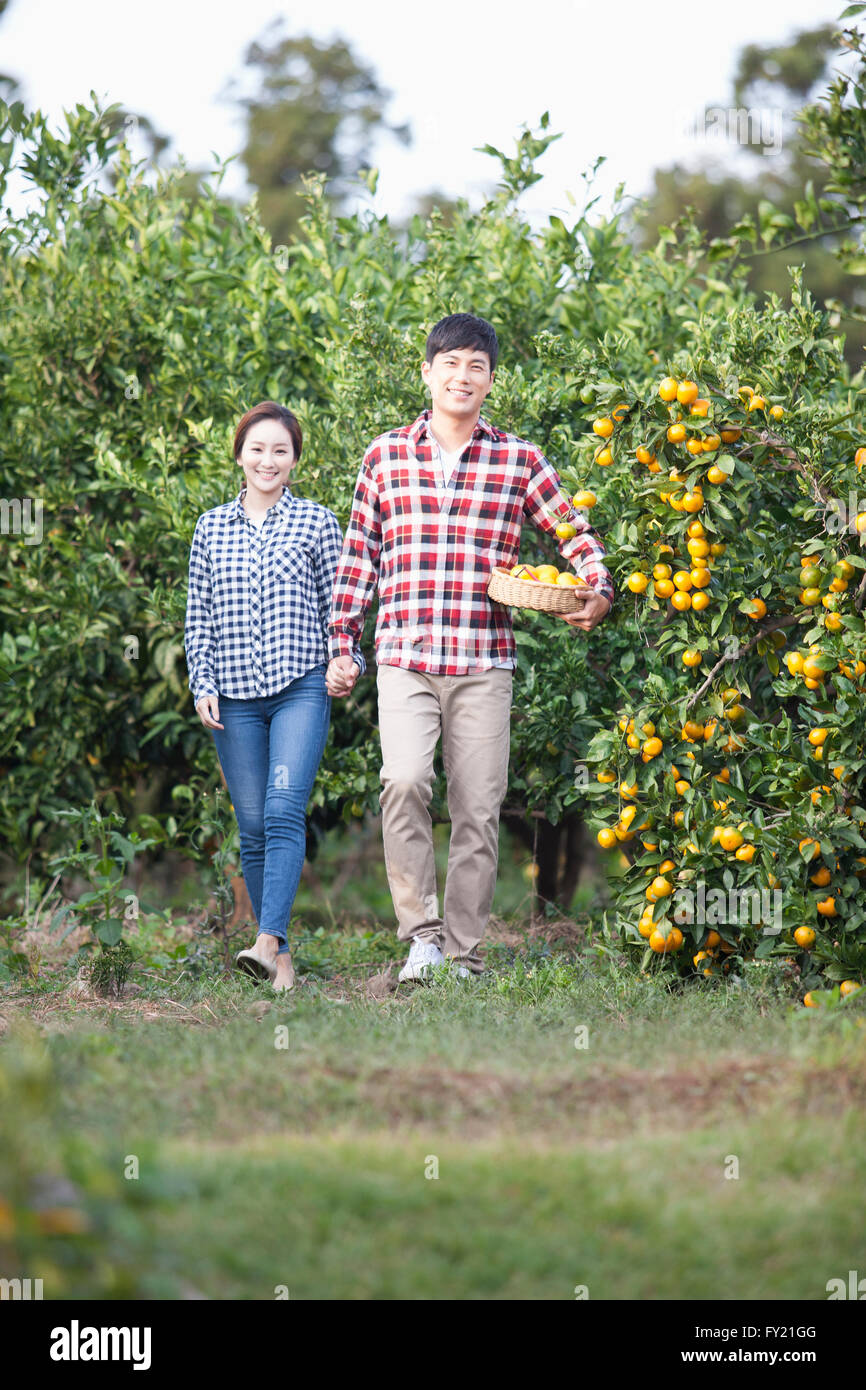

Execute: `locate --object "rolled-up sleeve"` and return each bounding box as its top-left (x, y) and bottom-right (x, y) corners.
top-left (523, 448), bottom-right (614, 607)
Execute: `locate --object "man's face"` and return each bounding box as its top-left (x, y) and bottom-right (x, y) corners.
top-left (421, 346), bottom-right (494, 421)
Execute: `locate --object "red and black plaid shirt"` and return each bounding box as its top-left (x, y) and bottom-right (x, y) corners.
top-left (328, 408), bottom-right (614, 676)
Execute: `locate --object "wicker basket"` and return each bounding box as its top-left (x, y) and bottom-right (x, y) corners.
top-left (487, 566), bottom-right (593, 615)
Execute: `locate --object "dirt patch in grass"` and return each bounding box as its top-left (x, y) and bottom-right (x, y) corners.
top-left (331, 1056), bottom-right (866, 1138)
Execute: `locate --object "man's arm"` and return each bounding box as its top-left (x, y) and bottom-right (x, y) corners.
top-left (523, 447), bottom-right (613, 631)
top-left (327, 447), bottom-right (382, 694)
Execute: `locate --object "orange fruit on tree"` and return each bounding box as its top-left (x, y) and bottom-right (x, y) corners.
top-left (690, 398), bottom-right (710, 417)
top-left (593, 417), bottom-right (614, 437)
top-left (720, 427), bottom-right (741, 443)
top-left (653, 563), bottom-right (672, 581)
top-left (747, 597), bottom-right (767, 620)
top-left (654, 578), bottom-right (675, 598)
top-left (702, 434), bottom-right (721, 452)
top-left (597, 828), bottom-right (617, 849)
top-left (667, 422), bottom-right (687, 443)
top-left (555, 522), bottom-right (576, 540)
top-left (658, 377), bottom-right (679, 401)
top-left (769, 404), bottom-right (784, 420)
top-left (690, 568), bottom-right (712, 589)
top-left (671, 590), bottom-right (692, 611)
top-left (676, 380), bottom-right (699, 405)
top-left (649, 926), bottom-right (683, 954)
top-left (706, 465), bottom-right (727, 484)
top-left (799, 837), bottom-right (820, 860)
top-left (686, 437), bottom-right (704, 456)
top-left (595, 447), bottom-right (614, 466)
top-left (808, 728), bottom-right (828, 746)
top-left (572, 490), bottom-right (597, 508)
top-left (682, 490), bottom-right (704, 512)
top-left (687, 537), bottom-right (709, 558)
top-left (794, 926), bottom-right (816, 949)
top-left (649, 875), bottom-right (673, 898)
top-left (810, 866), bottom-right (831, 887)
top-left (635, 445), bottom-right (655, 464)
top-left (735, 843), bottom-right (756, 862)
top-left (803, 992), bottom-right (818, 1008)
top-left (682, 649), bottom-right (701, 668)
top-left (840, 980), bottom-right (862, 997)
top-left (687, 519), bottom-right (705, 538)
top-left (691, 590), bottom-right (710, 610)
top-left (816, 896), bottom-right (837, 917)
top-left (718, 827), bottom-right (744, 851)
top-left (673, 570), bottom-right (693, 591)
top-left (627, 572), bottom-right (649, 593)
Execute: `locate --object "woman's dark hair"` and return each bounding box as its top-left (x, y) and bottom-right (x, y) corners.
top-left (234, 401), bottom-right (303, 462)
top-left (425, 313), bottom-right (498, 372)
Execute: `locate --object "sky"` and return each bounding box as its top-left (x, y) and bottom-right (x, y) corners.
top-left (0, 0), bottom-right (853, 224)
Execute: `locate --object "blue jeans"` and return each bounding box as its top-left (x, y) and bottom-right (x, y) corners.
top-left (210, 665), bottom-right (330, 955)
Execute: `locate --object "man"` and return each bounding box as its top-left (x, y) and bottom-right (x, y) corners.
top-left (326, 313), bottom-right (613, 982)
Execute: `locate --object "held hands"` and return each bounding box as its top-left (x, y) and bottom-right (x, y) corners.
top-left (195, 695), bottom-right (224, 729)
top-left (326, 655), bottom-right (360, 698)
top-left (561, 590), bottom-right (611, 633)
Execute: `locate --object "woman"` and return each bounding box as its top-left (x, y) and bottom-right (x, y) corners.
top-left (184, 401), bottom-right (347, 992)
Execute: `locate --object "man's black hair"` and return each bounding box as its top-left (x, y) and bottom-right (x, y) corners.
top-left (425, 313), bottom-right (498, 372)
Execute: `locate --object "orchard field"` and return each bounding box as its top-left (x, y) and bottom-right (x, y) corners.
top-left (3, 14), bottom-right (866, 1302)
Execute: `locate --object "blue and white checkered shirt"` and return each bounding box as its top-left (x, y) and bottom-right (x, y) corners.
top-left (184, 485), bottom-right (344, 704)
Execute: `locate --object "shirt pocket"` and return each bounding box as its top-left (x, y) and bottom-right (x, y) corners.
top-left (272, 547), bottom-right (312, 587)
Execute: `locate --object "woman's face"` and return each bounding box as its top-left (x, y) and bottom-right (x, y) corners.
top-left (237, 417), bottom-right (296, 500)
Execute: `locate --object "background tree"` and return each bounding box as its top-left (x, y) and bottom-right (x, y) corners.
top-left (630, 23), bottom-right (866, 367)
top-left (225, 20), bottom-right (410, 245)
top-left (0, 0), bottom-right (20, 100)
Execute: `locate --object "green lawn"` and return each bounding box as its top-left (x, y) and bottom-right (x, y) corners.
top-left (1, 926), bottom-right (865, 1299)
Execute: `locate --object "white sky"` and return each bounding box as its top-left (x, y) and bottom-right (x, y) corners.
top-left (0, 0), bottom-right (853, 222)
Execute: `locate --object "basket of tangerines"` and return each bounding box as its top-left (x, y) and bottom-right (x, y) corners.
top-left (487, 561), bottom-right (591, 615)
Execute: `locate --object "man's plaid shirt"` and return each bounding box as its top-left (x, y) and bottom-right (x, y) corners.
top-left (328, 409), bottom-right (614, 677)
top-left (185, 485), bottom-right (343, 704)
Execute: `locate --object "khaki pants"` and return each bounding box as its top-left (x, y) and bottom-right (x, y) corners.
top-left (376, 664), bottom-right (513, 973)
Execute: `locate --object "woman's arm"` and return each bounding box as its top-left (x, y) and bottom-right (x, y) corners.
top-left (311, 508), bottom-right (346, 644)
top-left (183, 516), bottom-right (219, 706)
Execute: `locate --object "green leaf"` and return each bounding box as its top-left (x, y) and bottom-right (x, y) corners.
top-left (95, 918), bottom-right (124, 946)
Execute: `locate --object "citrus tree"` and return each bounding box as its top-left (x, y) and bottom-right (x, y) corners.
top-left (4, 10), bottom-right (866, 1001)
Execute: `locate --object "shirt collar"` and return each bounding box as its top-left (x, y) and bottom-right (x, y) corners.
top-left (230, 483), bottom-right (293, 522)
top-left (409, 408), bottom-right (497, 447)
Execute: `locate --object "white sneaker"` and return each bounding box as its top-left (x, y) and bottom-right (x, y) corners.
top-left (398, 939), bottom-right (445, 983)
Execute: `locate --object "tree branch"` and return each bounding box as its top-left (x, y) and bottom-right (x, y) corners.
top-left (686, 614), bottom-right (801, 709)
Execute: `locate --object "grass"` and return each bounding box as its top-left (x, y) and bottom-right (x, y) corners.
top-left (1, 908), bottom-right (865, 1300)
